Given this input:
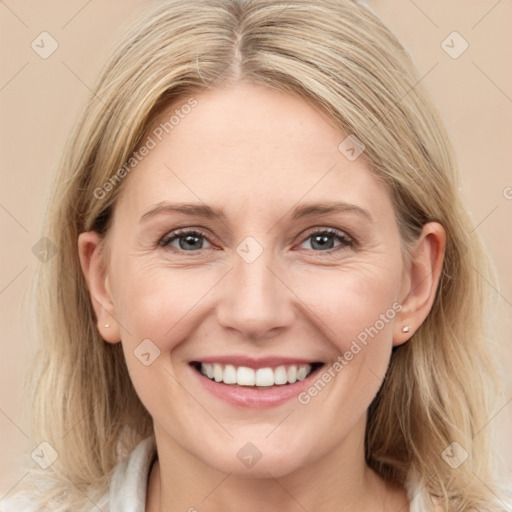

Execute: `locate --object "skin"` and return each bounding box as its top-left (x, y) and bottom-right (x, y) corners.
top-left (78, 82), bottom-right (445, 512)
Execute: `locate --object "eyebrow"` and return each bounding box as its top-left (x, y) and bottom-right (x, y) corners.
top-left (290, 201), bottom-right (372, 222)
top-left (140, 200), bottom-right (372, 223)
top-left (140, 202), bottom-right (227, 223)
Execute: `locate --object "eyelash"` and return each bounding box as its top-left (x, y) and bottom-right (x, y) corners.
top-left (158, 227), bottom-right (355, 255)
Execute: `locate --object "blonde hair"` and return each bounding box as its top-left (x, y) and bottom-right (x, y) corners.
top-left (6, 0), bottom-right (510, 510)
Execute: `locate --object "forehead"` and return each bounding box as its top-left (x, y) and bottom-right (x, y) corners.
top-left (115, 82), bottom-right (393, 222)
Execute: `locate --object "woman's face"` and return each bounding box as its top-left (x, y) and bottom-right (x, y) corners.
top-left (82, 82), bottom-right (427, 478)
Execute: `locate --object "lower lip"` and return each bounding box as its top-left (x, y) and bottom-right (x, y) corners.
top-left (191, 364), bottom-right (323, 408)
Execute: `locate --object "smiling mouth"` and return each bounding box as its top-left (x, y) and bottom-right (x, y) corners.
top-left (190, 361), bottom-right (324, 388)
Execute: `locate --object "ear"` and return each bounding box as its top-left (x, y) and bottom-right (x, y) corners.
top-left (393, 222), bottom-right (446, 346)
top-left (77, 231), bottom-right (121, 343)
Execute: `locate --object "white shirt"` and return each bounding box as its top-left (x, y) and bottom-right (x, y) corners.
top-left (109, 435), bottom-right (157, 512)
top-left (0, 436), bottom-right (158, 512)
top-left (3, 436), bottom-right (510, 511)
top-left (106, 439), bottom-right (433, 511)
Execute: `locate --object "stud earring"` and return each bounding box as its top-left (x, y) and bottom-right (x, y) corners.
top-left (105, 323), bottom-right (110, 328)
top-left (402, 325), bottom-right (411, 333)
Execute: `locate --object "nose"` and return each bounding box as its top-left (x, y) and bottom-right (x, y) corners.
top-left (216, 246), bottom-right (296, 341)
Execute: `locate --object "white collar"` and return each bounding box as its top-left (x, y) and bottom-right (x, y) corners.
top-left (109, 436), bottom-right (157, 512)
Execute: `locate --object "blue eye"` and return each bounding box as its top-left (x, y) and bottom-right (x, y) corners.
top-left (299, 229), bottom-right (353, 251)
top-left (159, 227), bottom-right (353, 254)
top-left (159, 230), bottom-right (212, 251)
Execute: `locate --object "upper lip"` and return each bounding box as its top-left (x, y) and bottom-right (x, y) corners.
top-left (190, 355), bottom-right (323, 369)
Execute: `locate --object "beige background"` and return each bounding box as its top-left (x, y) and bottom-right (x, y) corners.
top-left (1, 0), bottom-right (511, 499)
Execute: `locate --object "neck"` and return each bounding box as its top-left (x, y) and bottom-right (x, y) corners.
top-left (146, 416), bottom-right (408, 512)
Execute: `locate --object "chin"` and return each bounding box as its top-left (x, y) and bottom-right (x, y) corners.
top-left (194, 432), bottom-right (316, 479)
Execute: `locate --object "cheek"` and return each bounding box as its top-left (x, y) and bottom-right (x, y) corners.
top-left (107, 245), bottom-right (403, 463)
top-left (291, 260), bottom-right (402, 352)
top-left (290, 266), bottom-right (401, 435)
top-left (111, 257), bottom-right (221, 349)
top-left (112, 249), bottom-right (402, 355)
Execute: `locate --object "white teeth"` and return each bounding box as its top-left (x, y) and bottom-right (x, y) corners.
top-left (199, 363), bottom-right (314, 386)
top-left (213, 363), bottom-right (223, 382)
top-left (274, 365), bottom-right (288, 385)
top-left (237, 366), bottom-right (255, 386)
top-left (255, 368), bottom-right (274, 386)
top-left (287, 365), bottom-right (298, 384)
top-left (296, 365), bottom-right (308, 381)
top-left (223, 364), bottom-right (237, 384)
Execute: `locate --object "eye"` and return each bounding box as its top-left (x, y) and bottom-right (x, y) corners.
top-left (298, 228), bottom-right (354, 252)
top-left (159, 229), bottom-right (212, 252)
top-left (158, 227), bottom-right (354, 254)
